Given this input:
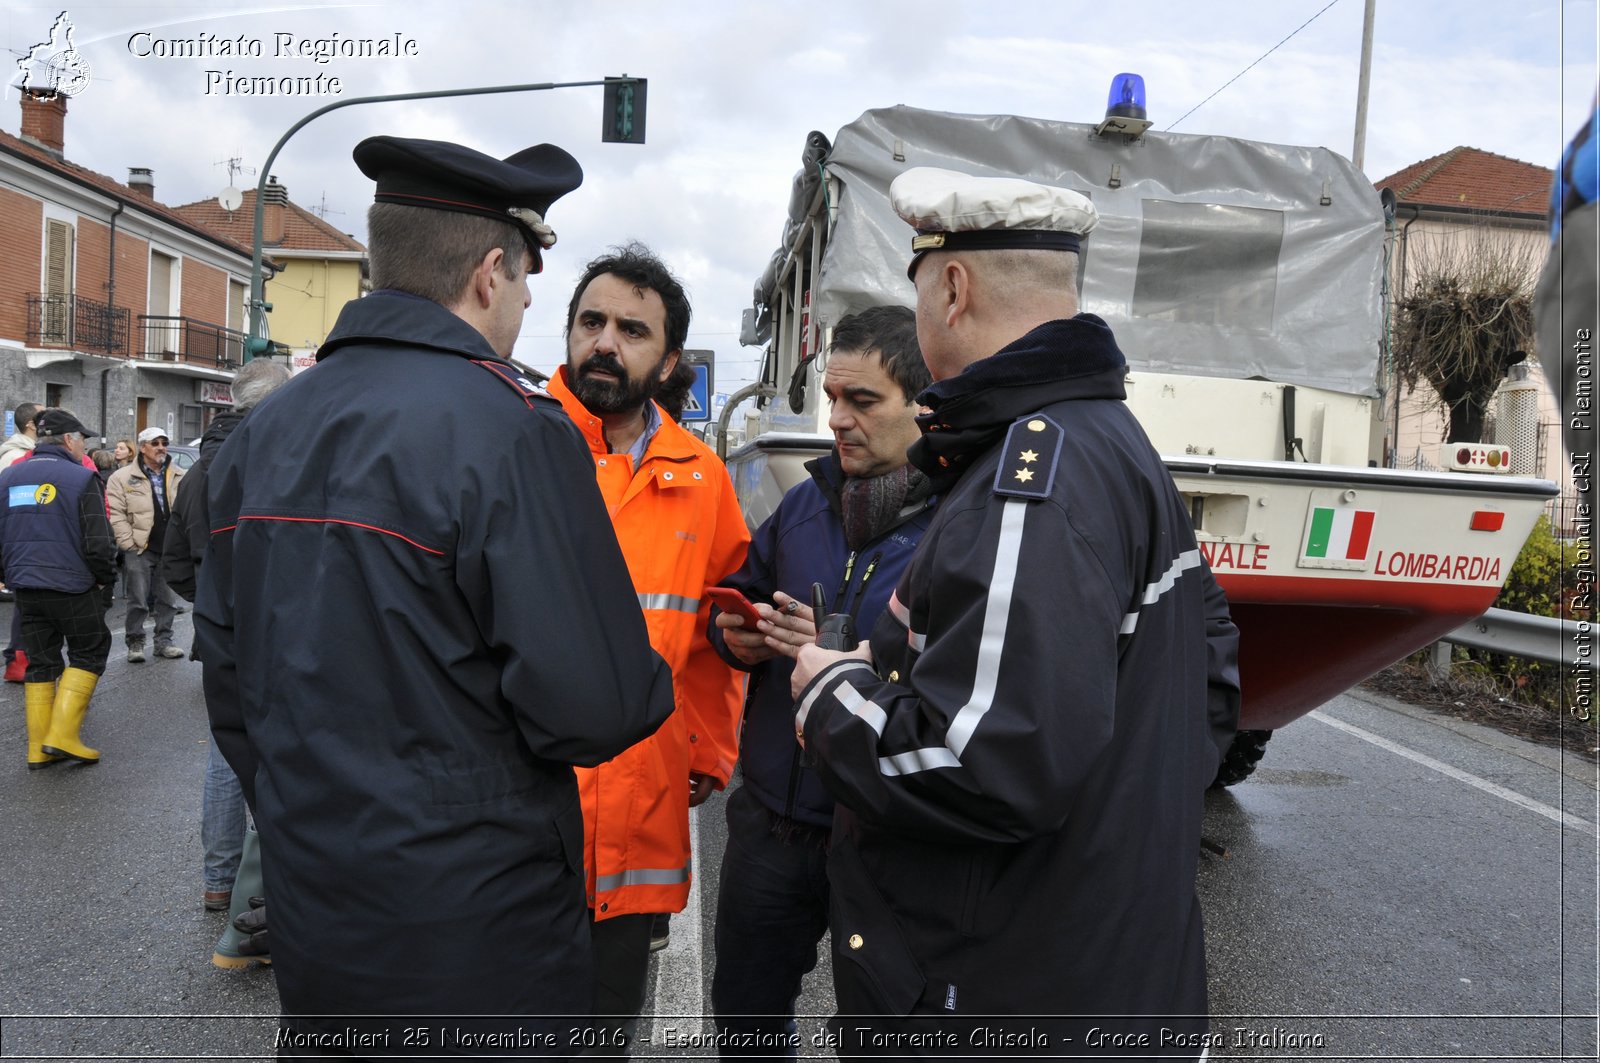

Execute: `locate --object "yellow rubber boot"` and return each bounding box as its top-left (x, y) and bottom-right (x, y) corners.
top-left (40, 667), bottom-right (100, 765)
top-left (25, 681), bottom-right (61, 770)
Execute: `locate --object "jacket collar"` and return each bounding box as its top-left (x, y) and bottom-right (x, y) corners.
top-left (546, 367), bottom-right (700, 462)
top-left (317, 289), bottom-right (505, 366)
top-left (803, 449), bottom-right (938, 536)
top-left (199, 410), bottom-right (247, 463)
top-left (909, 314), bottom-right (1128, 489)
top-left (30, 442), bottom-right (73, 462)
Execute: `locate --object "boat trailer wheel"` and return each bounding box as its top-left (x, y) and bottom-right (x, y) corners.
top-left (1211, 729), bottom-right (1274, 788)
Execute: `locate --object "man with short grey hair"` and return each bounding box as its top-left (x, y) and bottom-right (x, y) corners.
top-left (160, 358), bottom-right (292, 923)
top-left (163, 359), bottom-right (293, 604)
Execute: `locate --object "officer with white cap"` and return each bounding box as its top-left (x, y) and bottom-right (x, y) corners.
top-left (194, 135), bottom-right (673, 1054)
top-left (781, 167), bottom-right (1241, 1056)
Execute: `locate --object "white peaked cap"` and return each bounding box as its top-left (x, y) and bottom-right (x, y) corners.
top-left (889, 167), bottom-right (1098, 279)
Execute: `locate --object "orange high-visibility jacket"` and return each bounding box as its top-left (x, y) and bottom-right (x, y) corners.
top-left (548, 369), bottom-right (750, 920)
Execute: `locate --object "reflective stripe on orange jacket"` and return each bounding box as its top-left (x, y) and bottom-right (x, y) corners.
top-left (548, 368), bottom-right (750, 920)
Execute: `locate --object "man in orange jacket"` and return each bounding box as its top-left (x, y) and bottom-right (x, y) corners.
top-left (547, 242), bottom-right (749, 1055)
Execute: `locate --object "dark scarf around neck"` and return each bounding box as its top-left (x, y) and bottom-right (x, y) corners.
top-left (838, 463), bottom-right (932, 551)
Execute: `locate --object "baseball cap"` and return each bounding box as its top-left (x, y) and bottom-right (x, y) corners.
top-left (36, 408), bottom-right (96, 437)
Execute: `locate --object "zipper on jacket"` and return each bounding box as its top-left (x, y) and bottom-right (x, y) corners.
top-left (847, 553), bottom-right (882, 621)
top-left (831, 551), bottom-right (858, 613)
top-left (784, 742), bottom-right (805, 821)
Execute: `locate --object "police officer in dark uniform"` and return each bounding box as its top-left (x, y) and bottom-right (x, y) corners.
top-left (0, 408), bottom-right (116, 769)
top-left (194, 136), bottom-right (673, 1056)
top-left (785, 168), bottom-right (1241, 1058)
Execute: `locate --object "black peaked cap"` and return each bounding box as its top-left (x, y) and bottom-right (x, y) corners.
top-left (353, 135), bottom-right (583, 269)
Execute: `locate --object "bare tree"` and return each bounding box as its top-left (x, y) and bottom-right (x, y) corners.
top-left (1394, 219), bottom-right (1540, 443)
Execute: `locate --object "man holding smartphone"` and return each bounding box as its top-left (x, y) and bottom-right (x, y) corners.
top-left (706, 305), bottom-right (936, 1056)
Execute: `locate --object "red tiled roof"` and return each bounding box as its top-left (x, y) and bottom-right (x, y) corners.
top-left (0, 129), bottom-right (257, 258)
top-left (1375, 146), bottom-right (1552, 217)
top-left (171, 189), bottom-right (366, 255)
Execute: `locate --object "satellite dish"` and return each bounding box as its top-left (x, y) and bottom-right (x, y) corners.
top-left (218, 186), bottom-right (243, 212)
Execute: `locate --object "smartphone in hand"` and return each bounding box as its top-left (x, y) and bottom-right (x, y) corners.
top-left (707, 586), bottom-right (764, 628)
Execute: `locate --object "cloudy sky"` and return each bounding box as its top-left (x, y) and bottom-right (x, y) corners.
top-left (3, 0), bottom-right (1595, 396)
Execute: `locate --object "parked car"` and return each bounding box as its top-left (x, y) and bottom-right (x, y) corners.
top-left (169, 445), bottom-right (200, 471)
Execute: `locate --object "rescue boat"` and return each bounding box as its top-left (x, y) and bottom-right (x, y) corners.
top-left (719, 101), bottom-right (1559, 781)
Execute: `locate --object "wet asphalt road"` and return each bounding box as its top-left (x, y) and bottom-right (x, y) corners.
top-left (1, 597), bottom-right (1595, 1060)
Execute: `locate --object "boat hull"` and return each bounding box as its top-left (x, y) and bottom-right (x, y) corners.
top-left (728, 437), bottom-right (1558, 732)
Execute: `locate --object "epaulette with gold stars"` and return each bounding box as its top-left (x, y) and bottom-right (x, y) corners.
top-left (992, 413), bottom-right (1063, 500)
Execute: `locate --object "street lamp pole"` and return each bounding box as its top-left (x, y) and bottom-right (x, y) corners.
top-left (1351, 0), bottom-right (1377, 172)
top-left (245, 77), bottom-right (641, 358)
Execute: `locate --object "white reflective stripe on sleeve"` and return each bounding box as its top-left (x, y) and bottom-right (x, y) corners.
top-left (795, 660), bottom-right (877, 730)
top-left (835, 680), bottom-right (887, 736)
top-left (889, 591), bottom-right (927, 652)
top-left (880, 498), bottom-right (1029, 776)
top-left (638, 592), bottom-right (701, 615)
top-left (1118, 549), bottom-right (1204, 635)
top-left (879, 745), bottom-right (960, 777)
top-left (889, 591), bottom-right (910, 625)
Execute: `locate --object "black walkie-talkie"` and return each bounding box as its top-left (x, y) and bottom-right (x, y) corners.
top-left (812, 582), bottom-right (858, 651)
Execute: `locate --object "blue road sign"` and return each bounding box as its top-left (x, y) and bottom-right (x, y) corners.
top-left (682, 363), bottom-right (711, 422)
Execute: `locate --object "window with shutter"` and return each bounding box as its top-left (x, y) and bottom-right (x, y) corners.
top-left (227, 279), bottom-right (248, 363)
top-left (148, 251), bottom-right (177, 355)
top-left (42, 220), bottom-right (74, 343)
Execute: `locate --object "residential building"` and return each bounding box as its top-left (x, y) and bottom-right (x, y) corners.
top-left (1374, 148), bottom-right (1564, 510)
top-left (172, 179), bottom-right (366, 374)
top-left (0, 91), bottom-right (280, 445)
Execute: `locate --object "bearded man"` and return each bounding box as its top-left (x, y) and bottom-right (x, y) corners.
top-left (545, 242), bottom-right (749, 1057)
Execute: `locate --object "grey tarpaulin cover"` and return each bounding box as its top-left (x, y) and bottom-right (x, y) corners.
top-left (755, 106), bottom-right (1388, 397)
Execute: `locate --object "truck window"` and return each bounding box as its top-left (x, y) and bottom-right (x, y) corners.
top-left (1131, 200), bottom-right (1284, 330)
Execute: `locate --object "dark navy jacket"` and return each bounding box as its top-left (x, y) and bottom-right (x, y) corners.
top-left (194, 290), bottom-right (673, 1038)
top-left (0, 444), bottom-right (116, 593)
top-left (709, 452), bottom-right (934, 828)
top-left (161, 409), bottom-right (244, 603)
top-left (797, 316), bottom-right (1241, 1050)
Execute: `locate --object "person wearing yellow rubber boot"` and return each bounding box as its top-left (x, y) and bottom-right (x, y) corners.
top-left (0, 409), bottom-right (117, 768)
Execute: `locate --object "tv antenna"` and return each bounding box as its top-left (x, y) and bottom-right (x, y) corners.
top-left (310, 191), bottom-right (344, 221)
top-left (216, 155), bottom-right (256, 213)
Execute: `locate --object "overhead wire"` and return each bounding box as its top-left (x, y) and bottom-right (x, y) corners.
top-left (1166, 0), bottom-right (1345, 132)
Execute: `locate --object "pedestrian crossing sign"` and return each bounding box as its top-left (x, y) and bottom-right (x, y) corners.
top-left (680, 353), bottom-right (712, 423)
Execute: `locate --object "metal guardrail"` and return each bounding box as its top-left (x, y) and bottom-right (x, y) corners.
top-left (1442, 607), bottom-right (1587, 668)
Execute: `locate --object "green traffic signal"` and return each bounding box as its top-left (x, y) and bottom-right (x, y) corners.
top-left (602, 78), bottom-right (647, 144)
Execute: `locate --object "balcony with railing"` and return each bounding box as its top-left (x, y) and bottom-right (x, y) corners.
top-left (137, 315), bottom-right (251, 369)
top-left (26, 293), bottom-right (294, 369)
top-left (26, 293), bottom-right (132, 357)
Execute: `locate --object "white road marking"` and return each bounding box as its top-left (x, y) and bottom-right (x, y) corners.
top-left (645, 804), bottom-right (705, 1039)
top-left (1310, 710), bottom-right (1598, 838)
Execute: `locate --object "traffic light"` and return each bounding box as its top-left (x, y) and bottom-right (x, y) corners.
top-left (602, 77), bottom-right (647, 144)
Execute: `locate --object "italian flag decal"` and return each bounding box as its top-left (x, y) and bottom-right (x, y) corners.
top-left (1305, 506), bottom-right (1375, 561)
